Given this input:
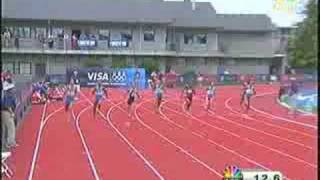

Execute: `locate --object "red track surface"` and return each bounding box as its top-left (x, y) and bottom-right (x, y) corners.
top-left (4, 85), bottom-right (317, 180)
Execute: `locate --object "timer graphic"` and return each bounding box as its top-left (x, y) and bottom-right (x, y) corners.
top-left (241, 169), bottom-right (283, 180)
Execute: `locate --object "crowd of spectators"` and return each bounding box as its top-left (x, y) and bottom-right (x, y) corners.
top-left (1, 70), bottom-right (18, 152)
top-left (2, 28), bottom-right (20, 49)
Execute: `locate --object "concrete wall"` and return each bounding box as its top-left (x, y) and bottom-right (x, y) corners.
top-left (218, 31), bottom-right (273, 56)
top-left (171, 29), bottom-right (218, 52)
top-left (223, 59), bottom-right (270, 74)
top-left (4, 20), bottom-right (275, 57)
top-left (2, 53), bottom-right (273, 75)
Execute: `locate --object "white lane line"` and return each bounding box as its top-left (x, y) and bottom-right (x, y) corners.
top-left (27, 103), bottom-right (47, 180)
top-left (27, 100), bottom-right (85, 180)
top-left (163, 100), bottom-right (317, 169)
top-left (167, 98), bottom-right (314, 149)
top-left (276, 98), bottom-right (317, 117)
top-left (147, 98), bottom-right (293, 180)
top-left (245, 138), bottom-right (317, 168)
top-left (224, 97), bottom-right (316, 139)
top-left (250, 93), bottom-right (317, 129)
top-left (158, 101), bottom-right (273, 170)
top-left (72, 103), bottom-right (100, 180)
top-left (135, 99), bottom-right (223, 178)
top-left (80, 92), bottom-right (165, 180)
top-left (164, 106), bottom-right (241, 138)
top-left (212, 108), bottom-right (313, 150)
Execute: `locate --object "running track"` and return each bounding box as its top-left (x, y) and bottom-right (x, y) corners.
top-left (4, 85), bottom-right (317, 180)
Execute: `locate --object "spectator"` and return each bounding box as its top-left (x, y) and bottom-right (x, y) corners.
top-left (48, 34), bottom-right (54, 49)
top-left (39, 33), bottom-right (46, 49)
top-left (71, 34), bottom-right (77, 50)
top-left (197, 73), bottom-right (204, 87)
top-left (290, 81), bottom-right (299, 95)
top-left (1, 78), bottom-right (17, 150)
top-left (4, 30), bottom-right (11, 48)
top-left (64, 33), bottom-right (69, 50)
top-left (278, 84), bottom-right (286, 100)
top-left (14, 35), bottom-right (19, 49)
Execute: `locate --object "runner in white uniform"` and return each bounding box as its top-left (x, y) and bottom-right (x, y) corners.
top-left (243, 81), bottom-right (256, 112)
top-left (205, 82), bottom-right (216, 111)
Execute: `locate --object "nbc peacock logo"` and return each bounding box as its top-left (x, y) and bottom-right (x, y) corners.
top-left (223, 165), bottom-right (243, 180)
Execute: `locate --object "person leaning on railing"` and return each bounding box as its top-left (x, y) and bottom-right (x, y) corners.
top-left (1, 78), bottom-right (18, 151)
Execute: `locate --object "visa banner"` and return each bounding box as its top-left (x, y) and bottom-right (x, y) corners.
top-left (66, 67), bottom-right (146, 88)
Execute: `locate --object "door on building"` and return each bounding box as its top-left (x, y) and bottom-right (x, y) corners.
top-left (35, 63), bottom-right (46, 79)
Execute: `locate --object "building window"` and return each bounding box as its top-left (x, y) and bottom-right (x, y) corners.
top-left (196, 34), bottom-right (207, 44)
top-left (143, 27), bottom-right (155, 42)
top-left (98, 29), bottom-right (109, 40)
top-left (2, 62), bottom-right (14, 73)
top-left (52, 28), bottom-right (64, 38)
top-left (35, 27), bottom-right (47, 39)
top-left (121, 31), bottom-right (132, 42)
top-left (19, 62), bottom-right (32, 75)
top-left (184, 34), bottom-right (193, 45)
top-left (14, 27), bottom-right (31, 38)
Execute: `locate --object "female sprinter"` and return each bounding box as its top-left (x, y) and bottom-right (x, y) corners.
top-left (92, 81), bottom-right (107, 118)
top-left (64, 79), bottom-right (76, 112)
top-left (205, 82), bottom-right (216, 111)
top-left (182, 84), bottom-right (196, 112)
top-left (127, 86), bottom-right (140, 117)
top-left (149, 71), bottom-right (158, 91)
top-left (243, 80), bottom-right (256, 112)
top-left (240, 81), bottom-right (249, 106)
top-left (154, 80), bottom-right (164, 113)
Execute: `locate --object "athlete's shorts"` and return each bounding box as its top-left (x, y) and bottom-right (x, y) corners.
top-left (245, 93), bottom-right (253, 99)
top-left (127, 97), bottom-right (135, 105)
top-left (65, 95), bottom-right (74, 105)
top-left (156, 93), bottom-right (163, 101)
top-left (207, 94), bottom-right (213, 100)
top-left (75, 84), bottom-right (80, 93)
top-left (186, 96), bottom-right (192, 103)
top-left (95, 94), bottom-right (103, 104)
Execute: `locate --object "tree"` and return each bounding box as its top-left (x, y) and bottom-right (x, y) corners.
top-left (288, 0), bottom-right (317, 69)
top-left (83, 55), bottom-right (103, 67)
top-left (111, 56), bottom-right (127, 68)
top-left (139, 57), bottom-right (160, 74)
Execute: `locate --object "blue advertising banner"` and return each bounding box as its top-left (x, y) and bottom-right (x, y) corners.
top-left (66, 68), bottom-right (146, 88)
top-left (217, 74), bottom-right (238, 83)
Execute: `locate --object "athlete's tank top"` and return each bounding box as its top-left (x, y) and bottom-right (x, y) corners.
top-left (155, 85), bottom-right (163, 95)
top-left (129, 89), bottom-right (135, 99)
top-left (67, 85), bottom-right (75, 96)
top-left (186, 89), bottom-right (193, 98)
top-left (207, 86), bottom-right (215, 95)
top-left (245, 85), bottom-right (253, 95)
top-left (95, 85), bottom-right (103, 96)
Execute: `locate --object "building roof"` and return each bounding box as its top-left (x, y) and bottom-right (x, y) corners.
top-left (2, 0), bottom-right (273, 31)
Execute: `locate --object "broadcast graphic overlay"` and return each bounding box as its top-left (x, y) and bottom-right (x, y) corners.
top-left (223, 166), bottom-right (283, 180)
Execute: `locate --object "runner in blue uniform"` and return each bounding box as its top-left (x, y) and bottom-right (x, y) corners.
top-left (154, 81), bottom-right (164, 113)
top-left (64, 80), bottom-right (76, 112)
top-left (205, 82), bottom-right (216, 111)
top-left (92, 81), bottom-right (107, 117)
top-left (39, 81), bottom-right (49, 102)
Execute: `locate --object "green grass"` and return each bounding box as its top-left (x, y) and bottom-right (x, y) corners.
top-left (280, 95), bottom-right (317, 114)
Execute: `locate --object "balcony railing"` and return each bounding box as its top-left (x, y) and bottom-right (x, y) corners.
top-left (2, 37), bottom-right (270, 58)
